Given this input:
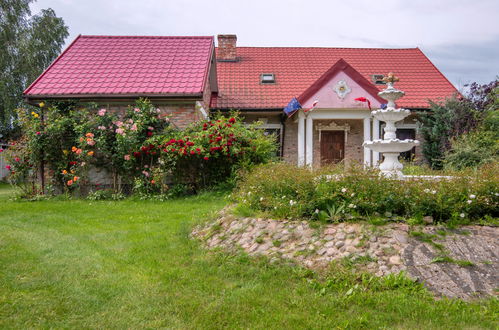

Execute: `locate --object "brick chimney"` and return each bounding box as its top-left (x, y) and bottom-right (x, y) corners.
top-left (217, 34), bottom-right (237, 61)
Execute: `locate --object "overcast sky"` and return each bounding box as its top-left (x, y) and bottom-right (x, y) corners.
top-left (31, 0), bottom-right (499, 89)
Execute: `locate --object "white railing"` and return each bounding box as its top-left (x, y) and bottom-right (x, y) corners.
top-left (0, 143), bottom-right (9, 180)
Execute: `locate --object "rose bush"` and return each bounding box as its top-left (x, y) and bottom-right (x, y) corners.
top-left (4, 100), bottom-right (276, 198)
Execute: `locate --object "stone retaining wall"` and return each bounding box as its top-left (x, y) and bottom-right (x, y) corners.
top-left (192, 207), bottom-right (499, 300)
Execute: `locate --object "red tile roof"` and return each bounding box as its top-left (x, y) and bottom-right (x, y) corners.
top-left (212, 47), bottom-right (458, 109)
top-left (24, 35), bottom-right (214, 98)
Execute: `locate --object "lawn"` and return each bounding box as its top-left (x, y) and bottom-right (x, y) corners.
top-left (0, 183), bottom-right (497, 329)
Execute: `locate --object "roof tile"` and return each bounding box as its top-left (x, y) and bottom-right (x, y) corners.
top-left (212, 47), bottom-right (457, 109)
top-left (24, 35), bottom-right (214, 97)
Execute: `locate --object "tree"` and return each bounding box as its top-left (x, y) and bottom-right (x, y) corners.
top-left (0, 0), bottom-right (68, 140)
top-left (418, 79), bottom-right (498, 169)
top-left (444, 86), bottom-right (499, 170)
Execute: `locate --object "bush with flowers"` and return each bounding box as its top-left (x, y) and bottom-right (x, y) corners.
top-left (155, 114), bottom-right (277, 192)
top-left (234, 162), bottom-right (499, 223)
top-left (4, 99), bottom-right (276, 198)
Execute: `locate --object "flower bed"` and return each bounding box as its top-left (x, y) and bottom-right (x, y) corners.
top-left (234, 163), bottom-right (499, 223)
top-left (3, 99), bottom-right (276, 197)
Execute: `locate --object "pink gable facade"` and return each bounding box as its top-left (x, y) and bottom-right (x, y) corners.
top-left (301, 71), bottom-right (383, 110)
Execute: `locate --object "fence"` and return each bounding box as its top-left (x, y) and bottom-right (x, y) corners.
top-left (0, 143), bottom-right (9, 180)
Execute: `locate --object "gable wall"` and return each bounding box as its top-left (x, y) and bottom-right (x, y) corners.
top-left (301, 71), bottom-right (382, 110)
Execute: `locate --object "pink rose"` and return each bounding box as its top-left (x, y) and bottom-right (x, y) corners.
top-left (0, 149), bottom-right (3, 153)
top-left (124, 154), bottom-right (130, 160)
top-left (134, 108), bottom-right (141, 113)
top-left (6, 165), bottom-right (11, 170)
top-left (98, 126), bottom-right (106, 130)
top-left (36, 131), bottom-right (41, 135)
top-left (115, 121), bottom-right (123, 127)
top-left (87, 140), bottom-right (96, 146)
top-left (115, 128), bottom-right (124, 135)
top-left (156, 108), bottom-right (161, 113)
top-left (131, 124), bottom-right (137, 131)
top-left (148, 126), bottom-right (154, 131)
top-left (142, 170), bottom-right (150, 177)
top-left (98, 109), bottom-right (107, 116)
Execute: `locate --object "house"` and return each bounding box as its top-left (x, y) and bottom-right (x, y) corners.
top-left (24, 34), bottom-right (458, 167)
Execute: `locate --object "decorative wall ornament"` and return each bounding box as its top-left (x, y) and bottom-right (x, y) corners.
top-left (316, 121), bottom-right (350, 142)
top-left (333, 80), bottom-right (351, 99)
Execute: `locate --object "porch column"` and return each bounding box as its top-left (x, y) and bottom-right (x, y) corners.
top-left (305, 115), bottom-right (313, 166)
top-left (297, 111), bottom-right (305, 166)
top-left (363, 117), bottom-right (371, 166)
top-left (372, 118), bottom-right (380, 166)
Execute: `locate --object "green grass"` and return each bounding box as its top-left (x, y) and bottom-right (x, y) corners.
top-left (0, 184), bottom-right (497, 329)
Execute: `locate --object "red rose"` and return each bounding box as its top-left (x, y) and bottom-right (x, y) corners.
top-left (147, 131), bottom-right (153, 137)
top-left (190, 150), bottom-right (195, 155)
top-left (6, 165), bottom-right (11, 170)
top-left (216, 136), bottom-right (222, 141)
top-left (203, 156), bottom-right (209, 160)
top-left (141, 146), bottom-right (147, 152)
top-left (229, 117), bottom-right (236, 123)
top-left (133, 152), bottom-right (141, 158)
top-left (186, 141), bottom-right (194, 146)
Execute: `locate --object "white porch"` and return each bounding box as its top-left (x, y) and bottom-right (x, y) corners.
top-left (296, 109), bottom-right (381, 167)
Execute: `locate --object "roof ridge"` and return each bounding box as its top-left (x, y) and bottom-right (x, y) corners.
top-left (221, 46), bottom-right (419, 50)
top-left (80, 35), bottom-right (214, 39)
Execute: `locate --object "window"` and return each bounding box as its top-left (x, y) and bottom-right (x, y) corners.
top-left (260, 73), bottom-right (276, 84)
top-left (372, 74), bottom-right (386, 85)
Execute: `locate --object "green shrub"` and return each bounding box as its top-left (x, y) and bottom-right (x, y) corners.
top-left (234, 163), bottom-right (499, 222)
top-left (444, 108), bottom-right (499, 170)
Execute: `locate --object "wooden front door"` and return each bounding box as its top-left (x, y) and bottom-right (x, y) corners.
top-left (320, 131), bottom-right (345, 164)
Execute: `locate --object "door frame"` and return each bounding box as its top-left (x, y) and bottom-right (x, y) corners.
top-left (320, 130), bottom-right (346, 164)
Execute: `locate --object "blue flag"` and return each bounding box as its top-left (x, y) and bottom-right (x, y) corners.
top-left (283, 97), bottom-right (302, 117)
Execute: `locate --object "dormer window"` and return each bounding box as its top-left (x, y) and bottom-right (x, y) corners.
top-left (260, 73), bottom-right (275, 84)
top-left (372, 74), bottom-right (386, 85)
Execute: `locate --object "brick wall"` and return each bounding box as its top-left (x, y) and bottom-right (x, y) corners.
top-left (107, 103), bottom-right (199, 129)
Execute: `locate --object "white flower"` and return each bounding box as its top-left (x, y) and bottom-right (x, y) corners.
top-left (341, 188), bottom-right (347, 193)
top-left (247, 191), bottom-right (251, 196)
top-left (495, 193), bottom-right (499, 196)
top-left (350, 193), bottom-right (355, 197)
top-left (424, 189), bottom-right (430, 193)
top-left (431, 190), bottom-right (437, 195)
top-left (315, 209), bottom-right (319, 214)
top-left (467, 200), bottom-right (472, 204)
top-left (274, 206), bottom-right (277, 210)
top-left (259, 197), bottom-right (264, 201)
top-left (460, 213), bottom-right (465, 218)
top-left (469, 194), bottom-right (476, 199)
top-left (289, 200), bottom-right (295, 206)
top-left (348, 203), bottom-right (356, 208)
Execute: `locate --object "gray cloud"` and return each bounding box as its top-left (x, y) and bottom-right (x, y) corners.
top-left (31, 0), bottom-right (499, 86)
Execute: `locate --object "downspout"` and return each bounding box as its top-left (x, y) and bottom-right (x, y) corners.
top-left (279, 113), bottom-right (286, 158)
